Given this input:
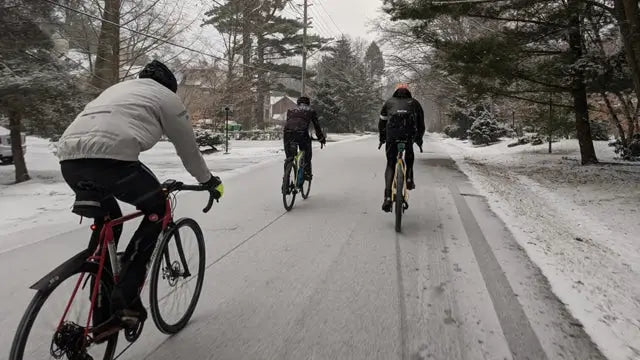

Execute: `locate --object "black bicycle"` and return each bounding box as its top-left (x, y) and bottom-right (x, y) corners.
top-left (282, 138), bottom-right (324, 211)
top-left (10, 180), bottom-right (220, 360)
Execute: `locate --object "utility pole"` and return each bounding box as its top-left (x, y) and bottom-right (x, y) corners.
top-left (548, 95), bottom-right (553, 154)
top-left (301, 0), bottom-right (309, 96)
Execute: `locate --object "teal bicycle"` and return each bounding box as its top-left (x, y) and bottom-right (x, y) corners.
top-left (282, 139), bottom-right (324, 211)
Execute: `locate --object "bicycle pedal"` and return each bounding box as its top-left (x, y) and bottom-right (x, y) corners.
top-left (403, 202), bottom-right (409, 211)
top-left (124, 319), bottom-right (144, 343)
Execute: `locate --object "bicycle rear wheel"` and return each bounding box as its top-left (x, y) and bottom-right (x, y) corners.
top-left (282, 161), bottom-right (296, 211)
top-left (10, 263), bottom-right (118, 360)
top-left (149, 218), bottom-right (206, 334)
top-left (395, 162), bottom-right (404, 233)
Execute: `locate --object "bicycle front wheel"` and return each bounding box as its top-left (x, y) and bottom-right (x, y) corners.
top-left (149, 218), bottom-right (206, 334)
top-left (395, 162), bottom-right (404, 233)
top-left (10, 263), bottom-right (118, 360)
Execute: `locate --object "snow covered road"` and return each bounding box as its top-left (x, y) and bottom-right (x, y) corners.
top-left (0, 137), bottom-right (604, 359)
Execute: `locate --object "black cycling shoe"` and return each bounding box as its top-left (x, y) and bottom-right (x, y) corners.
top-left (92, 306), bottom-right (147, 344)
top-left (304, 170), bottom-right (313, 181)
top-left (382, 197), bottom-right (393, 212)
top-left (406, 178), bottom-right (415, 190)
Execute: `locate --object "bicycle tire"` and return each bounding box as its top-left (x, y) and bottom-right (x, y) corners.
top-left (149, 218), bottom-right (206, 334)
top-left (395, 162), bottom-right (404, 233)
top-left (282, 161), bottom-right (296, 211)
top-left (301, 177), bottom-right (311, 199)
top-left (10, 263), bottom-right (118, 360)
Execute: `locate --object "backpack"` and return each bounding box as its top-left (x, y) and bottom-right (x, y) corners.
top-left (386, 99), bottom-right (417, 140)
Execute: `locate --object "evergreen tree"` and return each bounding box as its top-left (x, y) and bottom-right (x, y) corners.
top-left (364, 41), bottom-right (385, 79)
top-left (315, 37), bottom-right (382, 132)
top-left (0, 1), bottom-right (82, 183)
top-left (383, 0), bottom-right (605, 164)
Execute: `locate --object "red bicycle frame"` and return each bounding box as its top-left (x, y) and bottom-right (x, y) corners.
top-left (57, 197), bottom-right (173, 340)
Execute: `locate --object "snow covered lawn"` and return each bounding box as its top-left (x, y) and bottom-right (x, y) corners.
top-left (0, 134), bottom-right (367, 253)
top-left (434, 134), bottom-right (640, 360)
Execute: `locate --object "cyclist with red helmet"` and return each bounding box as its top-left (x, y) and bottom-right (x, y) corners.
top-left (378, 84), bottom-right (425, 212)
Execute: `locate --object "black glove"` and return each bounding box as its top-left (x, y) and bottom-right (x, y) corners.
top-left (203, 175), bottom-right (223, 200)
top-left (415, 138), bottom-right (424, 152)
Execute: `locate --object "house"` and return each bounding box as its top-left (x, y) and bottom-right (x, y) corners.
top-left (176, 67), bottom-right (226, 122)
top-left (269, 96), bottom-right (297, 125)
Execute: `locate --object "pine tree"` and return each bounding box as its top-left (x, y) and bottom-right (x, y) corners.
top-left (315, 37), bottom-right (382, 132)
top-left (364, 41), bottom-right (385, 79)
top-left (0, 1), bottom-right (79, 183)
top-left (384, 0), bottom-right (603, 164)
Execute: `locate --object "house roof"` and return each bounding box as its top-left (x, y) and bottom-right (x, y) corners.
top-left (0, 126), bottom-right (9, 136)
top-left (270, 96), bottom-right (297, 106)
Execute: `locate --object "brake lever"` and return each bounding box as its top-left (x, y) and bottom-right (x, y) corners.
top-left (203, 192), bottom-right (215, 213)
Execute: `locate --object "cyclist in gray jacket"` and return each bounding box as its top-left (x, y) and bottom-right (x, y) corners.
top-left (57, 60), bottom-right (222, 336)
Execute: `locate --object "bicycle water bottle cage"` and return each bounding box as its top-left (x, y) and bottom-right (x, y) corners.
top-left (397, 142), bottom-right (406, 152)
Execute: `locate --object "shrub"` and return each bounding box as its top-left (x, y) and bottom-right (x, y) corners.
top-left (443, 124), bottom-right (462, 139)
top-left (590, 121), bottom-right (609, 141)
top-left (609, 134), bottom-right (640, 161)
top-left (507, 136), bottom-right (531, 147)
top-left (530, 134), bottom-right (544, 145)
top-left (195, 129), bottom-right (223, 153)
top-left (467, 113), bottom-right (506, 145)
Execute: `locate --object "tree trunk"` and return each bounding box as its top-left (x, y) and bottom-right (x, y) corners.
top-left (603, 92), bottom-right (627, 144)
top-left (239, 0), bottom-right (253, 129)
top-left (568, 0), bottom-right (598, 164)
top-left (255, 35), bottom-right (266, 130)
top-left (8, 108), bottom-right (30, 183)
top-left (91, 0), bottom-right (120, 90)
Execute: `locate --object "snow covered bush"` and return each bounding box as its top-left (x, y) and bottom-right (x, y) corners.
top-left (507, 136), bottom-right (530, 147)
top-left (530, 134), bottom-right (544, 145)
top-left (609, 134), bottom-right (640, 161)
top-left (443, 124), bottom-right (463, 139)
top-left (590, 121), bottom-right (609, 141)
top-left (195, 129), bottom-right (223, 154)
top-left (467, 112), bottom-right (507, 145)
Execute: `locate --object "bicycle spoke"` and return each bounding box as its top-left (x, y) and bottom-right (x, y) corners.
top-left (20, 273), bottom-right (113, 359)
top-left (153, 225), bottom-right (201, 326)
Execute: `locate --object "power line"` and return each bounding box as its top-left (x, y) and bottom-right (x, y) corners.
top-left (316, 0), bottom-right (343, 35)
top-left (308, 6), bottom-right (336, 38)
top-left (42, 0), bottom-right (298, 78)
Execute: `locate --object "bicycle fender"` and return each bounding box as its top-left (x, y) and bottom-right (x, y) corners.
top-left (29, 249), bottom-right (92, 292)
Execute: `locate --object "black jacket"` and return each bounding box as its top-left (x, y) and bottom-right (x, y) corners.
top-left (378, 89), bottom-right (425, 144)
top-left (284, 104), bottom-right (325, 140)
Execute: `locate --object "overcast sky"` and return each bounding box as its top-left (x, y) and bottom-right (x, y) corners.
top-left (312, 0), bottom-right (384, 41)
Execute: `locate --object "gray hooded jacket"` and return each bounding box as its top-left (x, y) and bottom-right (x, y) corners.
top-left (57, 79), bottom-right (211, 183)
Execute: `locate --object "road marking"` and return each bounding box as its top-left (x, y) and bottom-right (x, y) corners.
top-left (448, 183), bottom-right (547, 360)
top-left (395, 232), bottom-right (408, 360)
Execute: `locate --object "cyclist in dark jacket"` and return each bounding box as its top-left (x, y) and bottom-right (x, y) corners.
top-left (379, 84), bottom-right (425, 212)
top-left (283, 96), bottom-right (326, 179)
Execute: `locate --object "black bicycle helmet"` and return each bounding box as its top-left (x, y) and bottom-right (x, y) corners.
top-left (139, 60), bottom-right (178, 93)
top-left (297, 96), bottom-right (311, 105)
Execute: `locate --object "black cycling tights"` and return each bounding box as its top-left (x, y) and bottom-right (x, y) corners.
top-left (384, 141), bottom-right (414, 196)
top-left (61, 159), bottom-right (166, 308)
